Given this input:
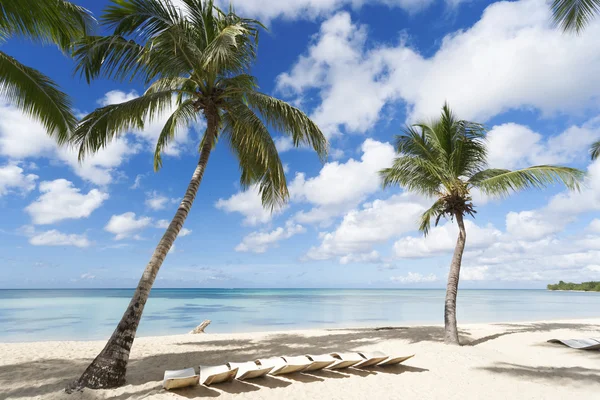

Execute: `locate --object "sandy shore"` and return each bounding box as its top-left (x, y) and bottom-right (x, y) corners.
top-left (1, 319), bottom-right (599, 399)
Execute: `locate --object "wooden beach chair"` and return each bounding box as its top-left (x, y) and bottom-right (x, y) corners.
top-left (163, 367), bottom-right (199, 390)
top-left (200, 364), bottom-right (238, 386)
top-left (377, 353), bottom-right (415, 366)
top-left (227, 361), bottom-right (273, 380)
top-left (548, 338), bottom-right (600, 350)
top-left (304, 354), bottom-right (336, 371)
top-left (354, 351), bottom-right (390, 367)
top-left (327, 352), bottom-right (363, 369)
top-left (256, 356), bottom-right (311, 375)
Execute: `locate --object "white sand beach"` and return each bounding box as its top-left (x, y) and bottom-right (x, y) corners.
top-left (1, 319), bottom-right (599, 400)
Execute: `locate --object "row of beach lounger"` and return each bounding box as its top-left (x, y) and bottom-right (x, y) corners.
top-left (163, 351), bottom-right (414, 390)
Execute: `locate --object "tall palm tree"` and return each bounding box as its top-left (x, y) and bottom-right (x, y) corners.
top-left (0, 0), bottom-right (92, 142)
top-left (380, 104), bottom-right (584, 345)
top-left (68, 0), bottom-right (327, 390)
top-left (550, 0), bottom-right (600, 160)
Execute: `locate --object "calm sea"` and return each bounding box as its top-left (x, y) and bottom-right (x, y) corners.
top-left (1, 288), bottom-right (599, 342)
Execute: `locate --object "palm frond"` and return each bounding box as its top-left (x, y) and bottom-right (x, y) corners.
top-left (0, 0), bottom-right (93, 50)
top-left (419, 199), bottom-right (446, 236)
top-left (0, 51), bottom-right (76, 143)
top-left (551, 0), bottom-right (600, 33)
top-left (245, 92), bottom-right (328, 161)
top-left (380, 155), bottom-right (443, 196)
top-left (154, 99), bottom-right (197, 171)
top-left (222, 100), bottom-right (288, 209)
top-left (103, 0), bottom-right (182, 40)
top-left (590, 140), bottom-right (600, 160)
top-left (73, 90), bottom-right (175, 160)
top-left (469, 166), bottom-right (585, 197)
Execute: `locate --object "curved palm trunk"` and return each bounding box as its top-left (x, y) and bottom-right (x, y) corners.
top-left (444, 212), bottom-right (467, 345)
top-left (69, 112), bottom-right (218, 391)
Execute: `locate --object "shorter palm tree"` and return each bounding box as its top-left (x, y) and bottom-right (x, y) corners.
top-left (380, 104), bottom-right (584, 345)
top-left (0, 0), bottom-right (92, 141)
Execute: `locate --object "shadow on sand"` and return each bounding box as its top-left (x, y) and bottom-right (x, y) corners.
top-left (1, 321), bottom-right (598, 398)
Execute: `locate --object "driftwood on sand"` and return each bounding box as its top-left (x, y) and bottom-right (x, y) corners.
top-left (189, 320), bottom-right (211, 334)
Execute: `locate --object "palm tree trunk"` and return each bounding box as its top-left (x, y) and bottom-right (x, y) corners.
top-left (68, 110), bottom-right (218, 391)
top-left (444, 212), bottom-right (467, 345)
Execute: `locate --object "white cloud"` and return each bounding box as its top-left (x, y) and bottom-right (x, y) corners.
top-left (278, 0), bottom-right (600, 136)
top-left (145, 191), bottom-right (177, 211)
top-left (339, 250), bottom-right (382, 265)
top-left (105, 212), bottom-right (152, 240)
top-left (461, 266), bottom-right (488, 281)
top-left (390, 272), bottom-right (438, 283)
top-left (216, 185), bottom-right (284, 226)
top-left (213, 0), bottom-right (448, 22)
top-left (274, 136), bottom-right (294, 153)
top-left (0, 100), bottom-right (138, 186)
top-left (156, 219), bottom-right (192, 237)
top-left (505, 210), bottom-right (562, 240)
top-left (29, 229), bottom-right (91, 248)
top-left (0, 164), bottom-right (38, 197)
top-left (486, 120), bottom-right (598, 169)
top-left (235, 222), bottom-right (306, 253)
top-left (25, 179), bottom-right (108, 225)
top-left (306, 193), bottom-right (428, 262)
top-left (393, 220), bottom-right (502, 258)
top-left (588, 219), bottom-right (600, 233)
top-left (291, 138), bottom-right (396, 224)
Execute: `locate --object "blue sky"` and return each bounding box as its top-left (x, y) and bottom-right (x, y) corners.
top-left (1, 0), bottom-right (600, 289)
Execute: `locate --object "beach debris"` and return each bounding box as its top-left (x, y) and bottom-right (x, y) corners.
top-left (189, 320), bottom-right (211, 334)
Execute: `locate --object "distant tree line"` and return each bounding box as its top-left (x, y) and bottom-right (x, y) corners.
top-left (547, 281), bottom-right (600, 291)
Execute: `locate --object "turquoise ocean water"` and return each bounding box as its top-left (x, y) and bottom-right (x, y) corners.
top-left (1, 288), bottom-right (599, 342)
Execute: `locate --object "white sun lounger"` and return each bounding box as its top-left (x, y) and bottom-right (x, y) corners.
top-left (355, 351), bottom-right (390, 367)
top-left (227, 361), bottom-right (273, 380)
top-left (377, 353), bottom-right (415, 366)
top-left (304, 354), bottom-right (336, 371)
top-left (200, 364), bottom-right (239, 386)
top-left (548, 338), bottom-right (600, 350)
top-left (256, 356), bottom-right (311, 376)
top-left (328, 352), bottom-right (363, 369)
top-left (163, 367), bottom-right (199, 390)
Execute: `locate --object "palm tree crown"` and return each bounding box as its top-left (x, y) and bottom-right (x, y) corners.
top-left (73, 0), bottom-right (327, 207)
top-left (381, 104), bottom-right (584, 236)
top-left (0, 0), bottom-right (93, 143)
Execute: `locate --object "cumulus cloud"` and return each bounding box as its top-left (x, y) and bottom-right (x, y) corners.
top-left (25, 179), bottom-right (108, 225)
top-left (145, 191), bottom-right (177, 211)
top-left (216, 185), bottom-right (286, 226)
top-left (278, 0), bottom-right (600, 137)
top-left (306, 193), bottom-right (428, 262)
top-left (486, 119), bottom-right (599, 169)
top-left (0, 100), bottom-right (138, 186)
top-left (393, 220), bottom-right (502, 258)
top-left (212, 0), bottom-right (454, 22)
top-left (235, 222), bottom-right (306, 253)
top-left (29, 229), bottom-right (91, 248)
top-left (0, 164), bottom-right (38, 197)
top-left (105, 212), bottom-right (152, 240)
top-left (290, 138), bottom-right (396, 224)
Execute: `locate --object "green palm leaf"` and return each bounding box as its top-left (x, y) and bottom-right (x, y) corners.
top-left (73, 90), bottom-right (176, 160)
top-left (591, 140), bottom-right (600, 160)
top-left (0, 0), bottom-right (93, 49)
top-left (469, 166), bottom-right (584, 197)
top-left (551, 0), bottom-right (600, 33)
top-left (0, 51), bottom-right (76, 143)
